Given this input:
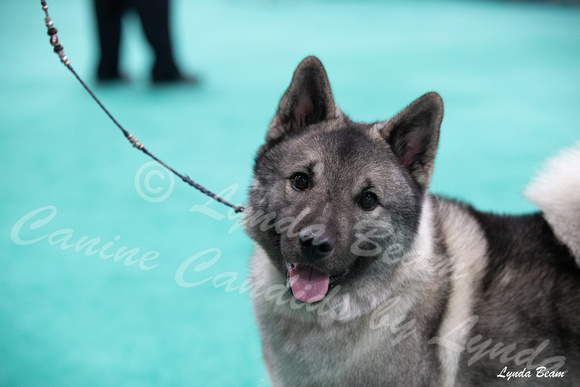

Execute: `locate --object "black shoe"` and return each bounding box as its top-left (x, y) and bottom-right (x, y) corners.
top-left (152, 72), bottom-right (200, 85)
top-left (96, 72), bottom-right (130, 84)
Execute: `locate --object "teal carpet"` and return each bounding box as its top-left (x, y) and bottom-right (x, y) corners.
top-left (1, 0), bottom-right (579, 385)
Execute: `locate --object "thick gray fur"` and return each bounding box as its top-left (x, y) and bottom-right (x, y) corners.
top-left (245, 56), bottom-right (580, 386)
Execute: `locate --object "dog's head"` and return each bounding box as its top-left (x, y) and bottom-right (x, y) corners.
top-left (246, 57), bottom-right (443, 316)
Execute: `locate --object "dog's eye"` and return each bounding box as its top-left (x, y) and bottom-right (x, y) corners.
top-left (291, 173), bottom-right (310, 191)
top-left (359, 192), bottom-right (378, 211)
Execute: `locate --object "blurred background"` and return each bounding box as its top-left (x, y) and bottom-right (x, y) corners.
top-left (1, 0), bottom-right (579, 385)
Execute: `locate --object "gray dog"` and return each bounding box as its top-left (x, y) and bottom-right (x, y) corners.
top-left (245, 56), bottom-right (580, 386)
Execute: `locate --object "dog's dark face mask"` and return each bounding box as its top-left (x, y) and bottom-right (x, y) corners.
top-left (246, 56), bottom-right (443, 303)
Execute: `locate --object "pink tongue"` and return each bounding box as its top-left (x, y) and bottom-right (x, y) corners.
top-left (289, 264), bottom-right (330, 303)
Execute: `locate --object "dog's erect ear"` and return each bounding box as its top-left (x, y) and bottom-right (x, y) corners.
top-left (380, 92), bottom-right (444, 192)
top-left (267, 56), bottom-right (336, 142)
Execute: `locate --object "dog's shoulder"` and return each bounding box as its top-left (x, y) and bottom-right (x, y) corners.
top-left (431, 194), bottom-right (580, 385)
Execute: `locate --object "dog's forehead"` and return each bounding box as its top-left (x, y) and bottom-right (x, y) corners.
top-left (289, 125), bottom-right (390, 164)
top-left (276, 125), bottom-right (400, 190)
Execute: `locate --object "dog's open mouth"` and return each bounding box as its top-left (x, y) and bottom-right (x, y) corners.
top-left (286, 263), bottom-right (349, 303)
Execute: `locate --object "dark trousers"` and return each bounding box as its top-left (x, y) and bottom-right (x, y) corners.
top-left (93, 0), bottom-right (180, 80)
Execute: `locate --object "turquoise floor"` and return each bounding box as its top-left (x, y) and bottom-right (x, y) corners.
top-left (1, 0), bottom-right (579, 385)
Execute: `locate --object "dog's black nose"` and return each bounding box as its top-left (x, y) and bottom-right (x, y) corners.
top-left (299, 227), bottom-right (334, 261)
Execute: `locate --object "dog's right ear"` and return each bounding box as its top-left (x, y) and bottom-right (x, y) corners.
top-left (266, 56), bottom-right (336, 142)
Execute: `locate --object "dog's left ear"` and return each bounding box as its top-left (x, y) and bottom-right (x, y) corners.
top-left (267, 56), bottom-right (336, 142)
top-left (380, 92), bottom-right (444, 192)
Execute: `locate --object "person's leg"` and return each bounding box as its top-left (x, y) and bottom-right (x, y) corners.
top-left (133, 0), bottom-right (182, 82)
top-left (93, 0), bottom-right (127, 81)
